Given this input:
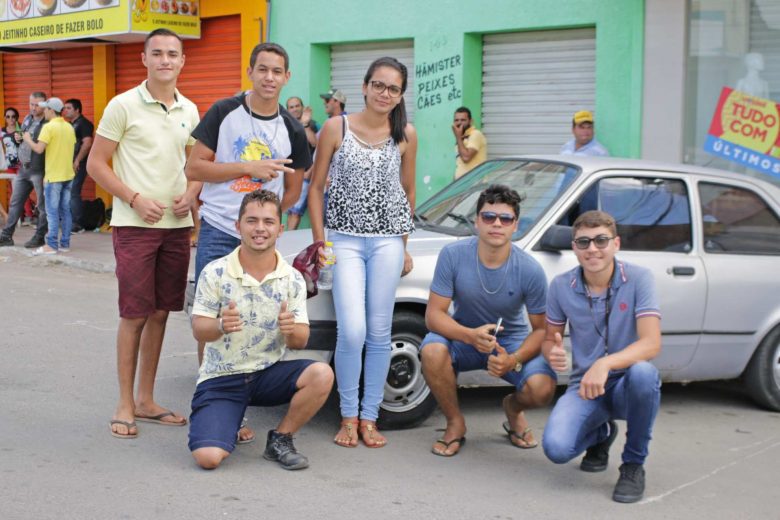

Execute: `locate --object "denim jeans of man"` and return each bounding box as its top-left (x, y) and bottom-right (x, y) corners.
top-left (0, 167), bottom-right (47, 239)
top-left (70, 164), bottom-right (87, 226)
top-left (542, 361), bottom-right (661, 465)
top-left (330, 231), bottom-right (404, 420)
top-left (44, 180), bottom-right (73, 250)
top-left (194, 218), bottom-right (240, 289)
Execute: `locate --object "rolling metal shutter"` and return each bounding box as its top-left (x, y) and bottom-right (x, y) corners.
top-left (114, 16), bottom-right (242, 117)
top-left (749, 2), bottom-right (780, 100)
top-left (482, 29), bottom-right (596, 157)
top-left (330, 41), bottom-right (415, 122)
top-left (2, 51), bottom-right (52, 114)
top-left (52, 47), bottom-right (96, 199)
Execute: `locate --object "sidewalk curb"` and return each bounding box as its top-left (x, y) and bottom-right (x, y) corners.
top-left (1, 246), bottom-right (116, 273)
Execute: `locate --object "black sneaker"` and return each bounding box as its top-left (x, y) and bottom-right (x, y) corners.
top-left (580, 420), bottom-right (618, 472)
top-left (72, 225), bottom-right (85, 234)
top-left (263, 430), bottom-right (309, 470)
top-left (24, 236), bottom-right (45, 249)
top-left (0, 235), bottom-right (13, 247)
top-left (613, 463), bottom-right (646, 503)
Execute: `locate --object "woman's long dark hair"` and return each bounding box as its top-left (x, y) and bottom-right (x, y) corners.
top-left (363, 56), bottom-right (408, 144)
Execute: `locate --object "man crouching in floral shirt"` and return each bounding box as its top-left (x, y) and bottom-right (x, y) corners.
top-left (188, 189), bottom-right (334, 471)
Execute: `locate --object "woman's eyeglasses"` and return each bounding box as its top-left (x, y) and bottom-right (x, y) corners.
top-left (369, 80), bottom-right (403, 98)
top-left (573, 235), bottom-right (615, 250)
top-left (479, 211), bottom-right (516, 226)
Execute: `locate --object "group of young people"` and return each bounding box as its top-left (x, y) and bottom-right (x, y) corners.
top-left (87, 28), bottom-right (661, 504)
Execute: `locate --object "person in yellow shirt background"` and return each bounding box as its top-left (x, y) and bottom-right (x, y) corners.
top-left (453, 106), bottom-right (487, 180)
top-left (23, 97), bottom-right (76, 255)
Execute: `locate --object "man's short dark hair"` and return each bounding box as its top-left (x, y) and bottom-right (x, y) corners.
top-left (249, 42), bottom-right (289, 71)
top-left (238, 189), bottom-right (282, 221)
top-left (572, 210), bottom-right (617, 237)
top-left (455, 106), bottom-right (472, 119)
top-left (65, 98), bottom-right (82, 113)
top-left (30, 92), bottom-right (47, 101)
top-left (476, 184), bottom-right (521, 218)
top-left (144, 28), bottom-right (183, 52)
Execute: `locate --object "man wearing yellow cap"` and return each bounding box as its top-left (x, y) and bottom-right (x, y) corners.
top-left (560, 110), bottom-right (609, 157)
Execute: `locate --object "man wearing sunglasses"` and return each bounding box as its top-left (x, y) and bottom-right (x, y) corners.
top-left (420, 184), bottom-right (557, 457)
top-left (542, 210), bottom-right (661, 503)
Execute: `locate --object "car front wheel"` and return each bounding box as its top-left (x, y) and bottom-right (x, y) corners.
top-left (744, 325), bottom-right (780, 412)
top-left (378, 310), bottom-right (437, 430)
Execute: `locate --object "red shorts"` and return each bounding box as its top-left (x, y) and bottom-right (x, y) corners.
top-left (113, 226), bottom-right (191, 318)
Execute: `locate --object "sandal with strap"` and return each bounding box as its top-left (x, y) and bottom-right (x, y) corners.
top-left (334, 418), bottom-right (359, 448)
top-left (359, 420), bottom-right (387, 448)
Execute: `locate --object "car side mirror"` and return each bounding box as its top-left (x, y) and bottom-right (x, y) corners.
top-left (538, 225), bottom-right (573, 252)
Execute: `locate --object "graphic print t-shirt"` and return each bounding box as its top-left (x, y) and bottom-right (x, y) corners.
top-left (193, 92), bottom-right (312, 237)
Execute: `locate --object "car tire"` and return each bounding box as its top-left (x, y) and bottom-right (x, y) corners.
top-left (744, 325), bottom-right (780, 412)
top-left (377, 310), bottom-right (437, 430)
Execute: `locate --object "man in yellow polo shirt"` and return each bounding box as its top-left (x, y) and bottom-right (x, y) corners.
top-left (453, 106), bottom-right (488, 180)
top-left (87, 28), bottom-right (202, 440)
top-left (22, 97), bottom-right (76, 255)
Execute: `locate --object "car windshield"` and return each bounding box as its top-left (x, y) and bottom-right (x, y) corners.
top-left (415, 159), bottom-right (580, 237)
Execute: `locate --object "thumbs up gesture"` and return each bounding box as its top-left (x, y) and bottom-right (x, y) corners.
top-left (220, 301), bottom-right (242, 334)
top-left (278, 301), bottom-right (295, 336)
top-left (487, 344), bottom-right (512, 377)
top-left (548, 332), bottom-right (568, 373)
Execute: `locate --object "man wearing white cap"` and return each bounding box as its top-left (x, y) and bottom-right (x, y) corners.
top-left (560, 110), bottom-right (609, 157)
top-left (23, 96), bottom-right (77, 255)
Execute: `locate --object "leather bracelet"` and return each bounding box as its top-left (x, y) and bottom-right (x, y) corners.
top-left (129, 192), bottom-right (140, 208)
top-left (217, 317), bottom-right (225, 334)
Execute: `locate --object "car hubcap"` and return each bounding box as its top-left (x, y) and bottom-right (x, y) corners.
top-left (773, 340), bottom-right (780, 390)
top-left (382, 335), bottom-right (430, 413)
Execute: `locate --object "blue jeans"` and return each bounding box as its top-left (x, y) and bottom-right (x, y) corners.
top-left (330, 231), bottom-right (404, 420)
top-left (194, 218), bottom-right (240, 289)
top-left (44, 180), bottom-right (72, 250)
top-left (0, 167), bottom-right (47, 240)
top-left (542, 361), bottom-right (661, 465)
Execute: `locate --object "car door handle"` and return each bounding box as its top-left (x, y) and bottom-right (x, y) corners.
top-left (671, 266), bottom-right (695, 276)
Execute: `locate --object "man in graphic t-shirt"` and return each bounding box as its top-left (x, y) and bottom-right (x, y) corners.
top-left (185, 41), bottom-right (312, 443)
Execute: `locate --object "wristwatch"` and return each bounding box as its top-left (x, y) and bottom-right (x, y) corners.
top-left (513, 353), bottom-right (523, 372)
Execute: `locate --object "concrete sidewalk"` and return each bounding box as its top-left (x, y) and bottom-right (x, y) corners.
top-left (0, 224), bottom-right (196, 274)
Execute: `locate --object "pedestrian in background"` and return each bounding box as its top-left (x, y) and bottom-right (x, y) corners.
top-left (560, 110), bottom-right (609, 157)
top-left (452, 106), bottom-right (487, 180)
top-left (309, 57), bottom-right (416, 448)
top-left (62, 98), bottom-right (94, 233)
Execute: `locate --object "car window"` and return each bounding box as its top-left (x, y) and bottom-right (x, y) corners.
top-left (560, 177), bottom-right (692, 252)
top-left (699, 182), bottom-right (780, 255)
top-left (416, 159), bottom-right (579, 238)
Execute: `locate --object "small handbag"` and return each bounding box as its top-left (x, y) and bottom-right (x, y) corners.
top-left (292, 240), bottom-right (324, 298)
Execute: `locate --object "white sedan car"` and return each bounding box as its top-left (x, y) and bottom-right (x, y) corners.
top-left (273, 156), bottom-right (780, 429)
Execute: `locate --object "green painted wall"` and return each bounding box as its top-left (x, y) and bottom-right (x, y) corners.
top-left (270, 0), bottom-right (644, 213)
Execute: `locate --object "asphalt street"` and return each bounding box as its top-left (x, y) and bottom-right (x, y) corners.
top-left (1, 233), bottom-right (779, 520)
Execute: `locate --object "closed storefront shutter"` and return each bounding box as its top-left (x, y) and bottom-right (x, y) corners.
top-left (51, 47), bottom-right (96, 199)
top-left (482, 29), bottom-right (596, 157)
top-left (177, 15), bottom-right (242, 116)
top-left (114, 16), bottom-right (241, 116)
top-left (331, 41), bottom-right (415, 122)
top-left (2, 51), bottom-right (52, 115)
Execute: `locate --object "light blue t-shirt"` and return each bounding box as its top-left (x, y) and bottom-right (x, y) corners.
top-left (430, 237), bottom-right (547, 344)
top-left (560, 138), bottom-right (610, 157)
top-left (546, 260), bottom-right (661, 384)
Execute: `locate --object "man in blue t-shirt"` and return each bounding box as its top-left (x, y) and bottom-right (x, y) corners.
top-left (420, 185), bottom-right (557, 457)
top-left (542, 210), bottom-right (662, 504)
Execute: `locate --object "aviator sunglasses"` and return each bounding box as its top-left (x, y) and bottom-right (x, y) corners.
top-left (573, 235), bottom-right (615, 250)
top-left (479, 211), bottom-right (516, 226)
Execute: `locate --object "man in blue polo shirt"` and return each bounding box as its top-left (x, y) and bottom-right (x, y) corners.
top-left (542, 210), bottom-right (661, 503)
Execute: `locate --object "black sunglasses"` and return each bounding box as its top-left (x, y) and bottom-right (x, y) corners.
top-left (479, 211), bottom-right (516, 226)
top-left (573, 235), bottom-right (615, 250)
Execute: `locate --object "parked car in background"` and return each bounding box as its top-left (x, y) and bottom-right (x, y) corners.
top-left (251, 156), bottom-right (780, 429)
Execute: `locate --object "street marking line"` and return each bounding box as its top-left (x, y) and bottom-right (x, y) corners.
top-left (641, 438), bottom-right (780, 504)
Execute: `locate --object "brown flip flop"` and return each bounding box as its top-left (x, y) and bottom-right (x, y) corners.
top-left (502, 421), bottom-right (538, 449)
top-left (432, 436), bottom-right (466, 457)
top-left (109, 419), bottom-right (138, 439)
top-left (134, 411), bottom-right (187, 426)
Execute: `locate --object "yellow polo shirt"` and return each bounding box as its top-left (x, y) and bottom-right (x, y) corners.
top-left (96, 81), bottom-right (200, 228)
top-left (455, 127), bottom-right (488, 179)
top-left (192, 247), bottom-right (310, 384)
top-left (37, 117), bottom-right (76, 183)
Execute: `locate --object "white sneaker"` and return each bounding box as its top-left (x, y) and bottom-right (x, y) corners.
top-left (32, 246), bottom-right (57, 256)
top-left (59, 247), bottom-right (70, 253)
